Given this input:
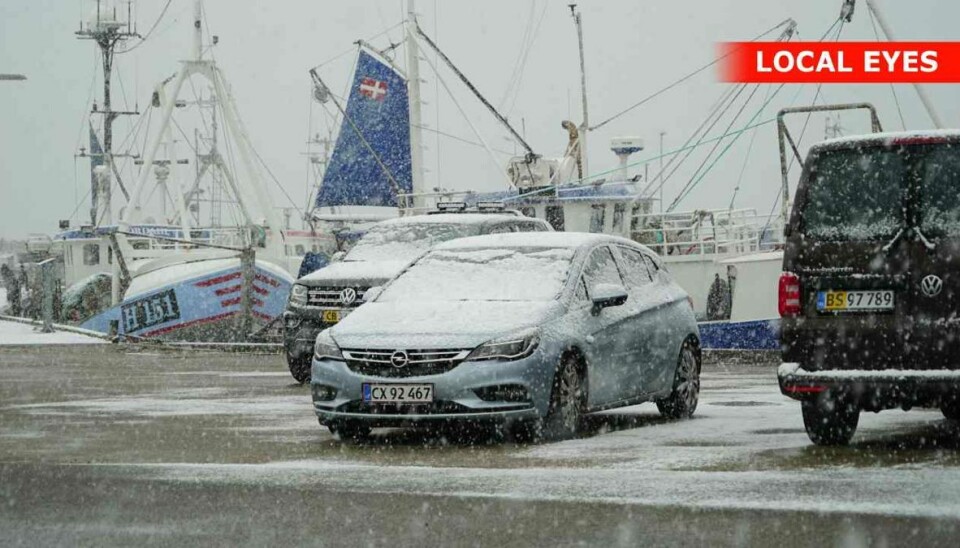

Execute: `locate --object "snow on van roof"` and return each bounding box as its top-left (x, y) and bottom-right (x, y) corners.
top-left (372, 213), bottom-right (522, 227)
top-left (816, 129), bottom-right (960, 149)
top-left (433, 231), bottom-right (635, 251)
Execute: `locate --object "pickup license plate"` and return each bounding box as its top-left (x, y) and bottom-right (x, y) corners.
top-left (321, 309), bottom-right (341, 323)
top-left (817, 290), bottom-right (895, 312)
top-left (362, 383), bottom-right (434, 404)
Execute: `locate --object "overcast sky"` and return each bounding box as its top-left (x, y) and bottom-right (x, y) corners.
top-left (1, 0), bottom-right (959, 239)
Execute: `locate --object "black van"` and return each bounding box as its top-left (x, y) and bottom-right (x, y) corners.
top-left (778, 131), bottom-right (960, 445)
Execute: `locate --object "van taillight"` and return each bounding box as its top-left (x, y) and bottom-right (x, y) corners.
top-left (778, 272), bottom-right (802, 317)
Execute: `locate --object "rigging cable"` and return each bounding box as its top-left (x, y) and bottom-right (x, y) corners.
top-left (867, 7), bottom-right (907, 130)
top-left (590, 18), bottom-right (795, 131)
top-left (116, 0), bottom-right (174, 54)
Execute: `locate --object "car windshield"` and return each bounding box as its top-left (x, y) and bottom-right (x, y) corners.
top-left (801, 146), bottom-right (904, 240)
top-left (918, 142), bottom-right (960, 236)
top-left (377, 246), bottom-right (575, 302)
top-left (344, 222), bottom-right (480, 262)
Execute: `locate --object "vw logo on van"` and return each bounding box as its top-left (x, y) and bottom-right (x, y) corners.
top-left (390, 350), bottom-right (409, 368)
top-left (921, 275), bottom-right (943, 298)
top-left (339, 287), bottom-right (357, 306)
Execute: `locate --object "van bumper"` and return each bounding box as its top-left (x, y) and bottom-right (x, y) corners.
top-left (778, 362), bottom-right (960, 410)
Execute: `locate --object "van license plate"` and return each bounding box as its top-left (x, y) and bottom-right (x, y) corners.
top-left (817, 290), bottom-right (894, 312)
top-left (321, 309), bottom-right (341, 323)
top-left (362, 383), bottom-right (434, 403)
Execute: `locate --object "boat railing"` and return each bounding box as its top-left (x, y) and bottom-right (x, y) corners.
top-left (396, 190), bottom-right (482, 216)
top-left (631, 208), bottom-right (784, 257)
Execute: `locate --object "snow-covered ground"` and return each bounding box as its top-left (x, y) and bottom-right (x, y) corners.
top-left (0, 319), bottom-right (105, 345)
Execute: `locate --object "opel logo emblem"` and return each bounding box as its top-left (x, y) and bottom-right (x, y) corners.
top-left (339, 287), bottom-right (357, 306)
top-left (390, 350), bottom-right (409, 368)
top-left (921, 274), bottom-right (943, 298)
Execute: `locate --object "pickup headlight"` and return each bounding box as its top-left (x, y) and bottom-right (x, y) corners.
top-left (289, 283), bottom-right (308, 306)
top-left (314, 330), bottom-right (344, 361)
top-left (466, 327), bottom-right (540, 362)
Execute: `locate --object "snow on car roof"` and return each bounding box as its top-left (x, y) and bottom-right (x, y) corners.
top-left (371, 213), bottom-right (522, 227)
top-left (433, 231), bottom-right (636, 251)
top-left (816, 129), bottom-right (960, 149)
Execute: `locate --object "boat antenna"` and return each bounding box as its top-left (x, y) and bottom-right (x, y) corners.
top-left (76, 0), bottom-right (141, 225)
top-left (569, 4), bottom-right (590, 181)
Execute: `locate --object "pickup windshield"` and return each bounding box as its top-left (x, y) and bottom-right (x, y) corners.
top-left (801, 147), bottom-right (904, 241)
top-left (344, 222), bottom-right (479, 262)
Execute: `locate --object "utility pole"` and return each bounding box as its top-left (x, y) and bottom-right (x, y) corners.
top-left (658, 131), bottom-right (666, 214)
top-left (76, 0), bottom-right (140, 225)
top-left (569, 4), bottom-right (589, 182)
top-left (406, 0), bottom-right (426, 209)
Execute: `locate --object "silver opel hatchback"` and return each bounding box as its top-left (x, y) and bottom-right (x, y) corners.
top-left (311, 232), bottom-right (700, 441)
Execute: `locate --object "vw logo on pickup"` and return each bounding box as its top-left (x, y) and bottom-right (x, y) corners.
top-left (339, 287), bottom-right (357, 306)
top-left (921, 274), bottom-right (943, 298)
top-left (390, 350), bottom-right (409, 368)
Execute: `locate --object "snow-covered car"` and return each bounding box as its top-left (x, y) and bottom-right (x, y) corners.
top-left (779, 130), bottom-right (960, 445)
top-left (310, 232), bottom-right (701, 441)
top-left (283, 212), bottom-right (551, 382)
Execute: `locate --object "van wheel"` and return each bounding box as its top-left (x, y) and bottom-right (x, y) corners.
top-left (287, 353), bottom-right (311, 384)
top-left (942, 399), bottom-right (960, 421)
top-left (801, 399), bottom-right (859, 446)
top-left (657, 340), bottom-right (701, 419)
top-left (543, 354), bottom-right (586, 440)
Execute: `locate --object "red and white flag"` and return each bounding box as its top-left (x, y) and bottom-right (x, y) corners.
top-left (359, 77), bottom-right (388, 101)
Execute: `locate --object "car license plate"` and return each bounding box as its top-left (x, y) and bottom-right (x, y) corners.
top-left (321, 309), bottom-right (341, 323)
top-left (817, 290), bottom-right (895, 312)
top-left (362, 383), bottom-right (434, 403)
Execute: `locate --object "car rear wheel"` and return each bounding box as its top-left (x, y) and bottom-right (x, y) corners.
top-left (801, 398), bottom-right (859, 446)
top-left (657, 340), bottom-right (701, 419)
top-left (287, 353), bottom-right (311, 384)
top-left (542, 354), bottom-right (586, 440)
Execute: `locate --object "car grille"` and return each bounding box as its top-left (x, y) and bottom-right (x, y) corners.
top-left (306, 286), bottom-right (368, 308)
top-left (336, 400), bottom-right (476, 415)
top-left (342, 348), bottom-right (471, 378)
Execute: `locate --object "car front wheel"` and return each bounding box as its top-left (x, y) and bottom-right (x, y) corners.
top-left (287, 353), bottom-right (311, 384)
top-left (657, 340), bottom-right (701, 419)
top-left (542, 354), bottom-right (586, 441)
top-left (801, 398), bottom-right (859, 446)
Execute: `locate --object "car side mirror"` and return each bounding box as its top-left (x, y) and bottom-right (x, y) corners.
top-left (590, 283), bottom-right (628, 316)
top-left (331, 251), bottom-right (345, 263)
top-left (363, 286), bottom-right (383, 303)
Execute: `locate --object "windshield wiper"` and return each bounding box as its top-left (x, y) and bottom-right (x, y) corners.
top-left (914, 226), bottom-right (937, 251)
top-left (882, 228), bottom-right (905, 253)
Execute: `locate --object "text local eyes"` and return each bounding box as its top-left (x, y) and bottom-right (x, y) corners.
top-left (757, 50), bottom-right (938, 74)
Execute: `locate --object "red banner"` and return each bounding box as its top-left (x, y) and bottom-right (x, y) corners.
top-left (719, 42), bottom-right (960, 83)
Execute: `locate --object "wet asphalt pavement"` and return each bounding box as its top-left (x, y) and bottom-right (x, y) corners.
top-left (2, 345), bottom-right (960, 546)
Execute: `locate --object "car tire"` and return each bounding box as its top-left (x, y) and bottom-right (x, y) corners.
top-left (328, 421), bottom-right (371, 442)
top-left (941, 399), bottom-right (960, 421)
top-left (801, 398), bottom-right (859, 446)
top-left (657, 339), bottom-right (701, 420)
top-left (542, 353), bottom-right (586, 441)
top-left (287, 353), bottom-right (311, 384)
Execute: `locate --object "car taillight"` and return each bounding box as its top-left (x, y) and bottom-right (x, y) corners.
top-left (778, 272), bottom-right (802, 317)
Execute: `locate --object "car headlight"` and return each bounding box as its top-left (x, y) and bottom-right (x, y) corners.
top-left (466, 327), bottom-right (540, 362)
top-left (289, 283), bottom-right (308, 306)
top-left (314, 330), bottom-right (344, 361)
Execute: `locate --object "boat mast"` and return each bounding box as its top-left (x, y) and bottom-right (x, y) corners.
top-left (76, 0), bottom-right (140, 225)
top-left (569, 4), bottom-right (590, 182)
top-left (405, 0), bottom-right (426, 208)
top-left (864, 0), bottom-right (944, 129)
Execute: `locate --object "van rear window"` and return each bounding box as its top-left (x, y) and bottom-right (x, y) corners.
top-left (919, 143), bottom-right (960, 236)
top-left (802, 148), bottom-right (904, 240)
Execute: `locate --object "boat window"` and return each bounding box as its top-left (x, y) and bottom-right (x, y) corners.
top-left (546, 206), bottom-right (565, 231)
top-left (583, 246), bottom-right (623, 292)
top-left (617, 247), bottom-right (653, 287)
top-left (589, 204), bottom-right (606, 233)
top-left (107, 246), bottom-right (113, 265)
top-left (295, 244), bottom-right (306, 256)
top-left (519, 206), bottom-right (536, 218)
top-left (612, 203), bottom-right (626, 232)
top-left (83, 244), bottom-right (100, 266)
